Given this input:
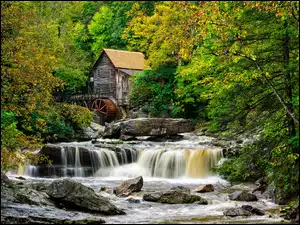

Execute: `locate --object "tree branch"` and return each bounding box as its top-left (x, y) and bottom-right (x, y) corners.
top-left (242, 55), bottom-right (299, 125)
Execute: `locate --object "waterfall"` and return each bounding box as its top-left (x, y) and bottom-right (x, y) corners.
top-left (61, 147), bottom-right (67, 177)
top-left (185, 149), bottom-right (223, 178)
top-left (21, 138), bottom-right (223, 179)
top-left (134, 148), bottom-right (223, 178)
top-left (74, 147), bottom-right (84, 177)
top-left (24, 165), bottom-right (39, 177)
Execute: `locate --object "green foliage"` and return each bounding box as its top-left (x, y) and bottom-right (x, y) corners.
top-left (60, 104), bottom-right (92, 130)
top-left (217, 112), bottom-right (299, 200)
top-left (54, 67), bottom-right (87, 94)
top-left (1, 110), bottom-right (25, 151)
top-left (87, 2), bottom-right (136, 58)
top-left (130, 67), bottom-right (176, 117)
top-left (1, 1), bottom-right (299, 204)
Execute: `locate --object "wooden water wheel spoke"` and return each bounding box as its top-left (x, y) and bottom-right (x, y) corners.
top-left (98, 104), bottom-right (106, 111)
top-left (98, 111), bottom-right (107, 115)
top-left (91, 98), bottom-right (118, 122)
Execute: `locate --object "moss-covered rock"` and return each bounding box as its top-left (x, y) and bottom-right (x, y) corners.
top-left (46, 178), bottom-right (125, 215)
top-left (143, 186), bottom-right (207, 205)
top-left (229, 190), bottom-right (258, 201)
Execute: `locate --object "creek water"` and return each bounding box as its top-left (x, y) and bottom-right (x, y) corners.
top-left (7, 134), bottom-right (288, 224)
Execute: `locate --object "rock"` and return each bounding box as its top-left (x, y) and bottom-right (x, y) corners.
top-left (252, 177), bottom-right (268, 194)
top-left (143, 193), bottom-right (163, 202)
top-left (46, 178), bottom-right (125, 215)
top-left (103, 118), bottom-right (195, 139)
top-left (13, 188), bottom-right (52, 206)
top-left (29, 182), bottom-right (50, 192)
top-left (145, 135), bottom-right (183, 142)
top-left (99, 186), bottom-right (106, 192)
top-left (126, 197), bottom-right (140, 203)
top-left (143, 187), bottom-right (207, 205)
top-left (170, 186), bottom-right (191, 194)
top-left (16, 176), bottom-right (26, 180)
top-left (1, 215), bottom-right (105, 224)
top-left (229, 190), bottom-right (258, 201)
top-left (223, 207), bottom-right (252, 217)
top-left (242, 205), bottom-right (265, 216)
top-left (1, 173), bottom-right (11, 184)
top-left (120, 135), bottom-right (137, 141)
top-left (158, 190), bottom-right (207, 204)
top-left (74, 122), bottom-right (105, 141)
top-left (283, 203), bottom-right (299, 223)
top-left (193, 184), bottom-right (214, 193)
top-left (1, 182), bottom-right (54, 207)
top-left (114, 176), bottom-right (143, 197)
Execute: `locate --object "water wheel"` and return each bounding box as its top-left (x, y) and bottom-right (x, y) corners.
top-left (91, 98), bottom-right (118, 122)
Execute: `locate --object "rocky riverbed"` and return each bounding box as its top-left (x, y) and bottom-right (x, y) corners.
top-left (1, 131), bottom-right (298, 224)
top-left (2, 174), bottom-right (296, 224)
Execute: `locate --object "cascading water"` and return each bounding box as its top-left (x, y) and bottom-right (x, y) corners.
top-left (12, 135), bottom-right (285, 225)
top-left (108, 148), bottom-right (223, 179)
top-left (22, 135), bottom-right (223, 179)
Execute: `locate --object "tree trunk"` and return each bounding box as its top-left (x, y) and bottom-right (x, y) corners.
top-left (283, 20), bottom-right (296, 137)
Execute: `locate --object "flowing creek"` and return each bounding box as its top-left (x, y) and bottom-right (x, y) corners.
top-left (6, 134), bottom-right (288, 224)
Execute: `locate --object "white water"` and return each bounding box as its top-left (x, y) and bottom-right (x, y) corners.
top-left (21, 134), bottom-right (223, 179)
top-left (9, 134), bottom-right (287, 224)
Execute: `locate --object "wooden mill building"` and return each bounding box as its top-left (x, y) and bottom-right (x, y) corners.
top-left (70, 49), bottom-right (146, 124)
top-left (89, 48), bottom-right (145, 105)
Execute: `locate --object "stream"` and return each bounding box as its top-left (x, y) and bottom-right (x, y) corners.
top-left (5, 133), bottom-right (290, 224)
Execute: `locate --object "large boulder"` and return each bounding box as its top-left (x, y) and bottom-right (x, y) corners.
top-left (223, 207), bottom-right (252, 217)
top-left (1, 182), bottom-right (54, 207)
top-left (158, 190), bottom-right (207, 204)
top-left (1, 215), bottom-right (105, 224)
top-left (229, 190), bottom-right (258, 201)
top-left (74, 122), bottom-right (105, 141)
top-left (1, 173), bottom-right (11, 184)
top-left (193, 184), bottom-right (214, 193)
top-left (169, 186), bottom-right (191, 194)
top-left (46, 178), bottom-right (125, 215)
top-left (143, 186), bottom-right (207, 205)
top-left (103, 118), bottom-right (195, 139)
top-left (223, 205), bottom-right (265, 217)
top-left (114, 176), bottom-right (143, 197)
top-left (241, 205), bottom-right (265, 216)
top-left (143, 193), bottom-right (163, 202)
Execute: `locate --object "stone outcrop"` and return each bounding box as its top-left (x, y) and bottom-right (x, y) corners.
top-left (74, 122), bottom-right (105, 141)
top-left (1, 215), bottom-right (105, 224)
top-left (241, 205), bottom-right (265, 215)
top-left (223, 207), bottom-right (252, 217)
top-left (143, 193), bottom-right (163, 202)
top-left (46, 178), bottom-right (125, 215)
top-left (223, 205), bottom-right (265, 217)
top-left (143, 186), bottom-right (207, 205)
top-left (229, 190), bottom-right (258, 201)
top-left (1, 173), bottom-right (11, 184)
top-left (193, 184), bottom-right (214, 193)
top-left (126, 197), bottom-right (141, 203)
top-left (103, 118), bottom-right (195, 139)
top-left (1, 181), bottom-right (54, 207)
top-left (1, 179), bottom-right (107, 224)
top-left (114, 176), bottom-right (143, 197)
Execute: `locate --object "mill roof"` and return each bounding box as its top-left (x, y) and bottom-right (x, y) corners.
top-left (102, 48), bottom-right (146, 70)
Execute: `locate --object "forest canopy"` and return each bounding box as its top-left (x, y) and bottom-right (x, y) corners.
top-left (1, 1), bottom-right (299, 204)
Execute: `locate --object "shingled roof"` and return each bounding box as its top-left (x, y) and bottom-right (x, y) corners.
top-left (103, 48), bottom-right (145, 70)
